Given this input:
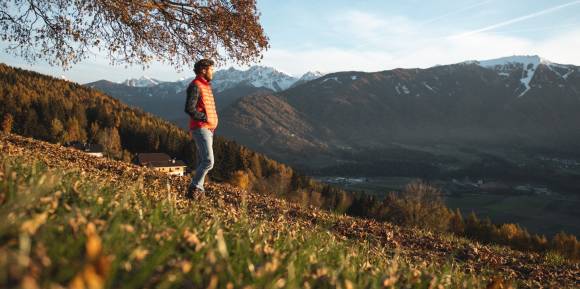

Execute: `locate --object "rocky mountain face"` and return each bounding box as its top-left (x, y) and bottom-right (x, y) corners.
top-left (85, 79), bottom-right (191, 126)
top-left (121, 76), bottom-right (165, 87)
top-left (219, 56), bottom-right (580, 170)
top-left (290, 71), bottom-right (326, 88)
top-left (86, 66), bottom-right (324, 127)
top-left (211, 66), bottom-right (297, 92)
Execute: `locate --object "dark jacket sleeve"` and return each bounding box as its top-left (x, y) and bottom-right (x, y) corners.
top-left (184, 82), bottom-right (207, 121)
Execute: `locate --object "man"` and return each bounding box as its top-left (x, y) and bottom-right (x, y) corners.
top-left (184, 59), bottom-right (218, 199)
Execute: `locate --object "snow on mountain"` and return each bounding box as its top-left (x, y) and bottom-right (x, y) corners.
top-left (179, 77), bottom-right (195, 86)
top-left (116, 67), bottom-right (330, 92)
top-left (468, 55), bottom-right (574, 97)
top-left (475, 55), bottom-right (550, 68)
top-left (122, 76), bottom-right (164, 87)
top-left (114, 57), bottom-right (576, 96)
top-left (211, 66), bottom-right (298, 92)
top-left (290, 71), bottom-right (327, 88)
top-left (477, 55), bottom-right (541, 97)
top-left (321, 76), bottom-right (340, 84)
top-left (299, 71), bottom-right (325, 82)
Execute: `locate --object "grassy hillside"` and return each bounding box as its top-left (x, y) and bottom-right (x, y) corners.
top-left (0, 62), bottom-right (353, 211)
top-left (2, 133), bottom-right (579, 288)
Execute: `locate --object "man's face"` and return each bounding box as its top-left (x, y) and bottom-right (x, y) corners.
top-left (203, 66), bottom-right (214, 81)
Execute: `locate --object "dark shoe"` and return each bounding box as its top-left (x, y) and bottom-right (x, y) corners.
top-left (185, 186), bottom-right (205, 200)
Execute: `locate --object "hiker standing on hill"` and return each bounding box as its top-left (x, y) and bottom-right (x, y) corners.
top-left (184, 59), bottom-right (219, 199)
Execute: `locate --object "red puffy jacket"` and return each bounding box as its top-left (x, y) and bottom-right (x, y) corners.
top-left (185, 76), bottom-right (218, 131)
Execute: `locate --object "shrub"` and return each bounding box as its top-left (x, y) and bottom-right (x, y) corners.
top-left (378, 180), bottom-right (452, 232)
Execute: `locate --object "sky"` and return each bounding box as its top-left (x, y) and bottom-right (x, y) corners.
top-left (1, 0), bottom-right (579, 83)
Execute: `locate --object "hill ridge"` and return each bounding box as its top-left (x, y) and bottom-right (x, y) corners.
top-left (1, 133), bottom-right (578, 288)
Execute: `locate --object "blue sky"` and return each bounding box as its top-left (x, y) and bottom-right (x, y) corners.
top-left (1, 0), bottom-right (579, 83)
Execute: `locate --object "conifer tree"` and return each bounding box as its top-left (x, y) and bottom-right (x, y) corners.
top-left (50, 118), bottom-right (65, 143)
top-left (1, 113), bottom-right (13, 133)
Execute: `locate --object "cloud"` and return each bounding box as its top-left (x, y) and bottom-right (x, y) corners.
top-left (535, 28), bottom-right (580, 65)
top-left (3, 7), bottom-right (579, 82)
top-left (253, 48), bottom-right (396, 76)
top-left (421, 0), bottom-right (495, 25)
top-left (256, 11), bottom-right (580, 76)
top-left (449, 0), bottom-right (580, 38)
top-left (257, 32), bottom-right (533, 74)
top-left (328, 10), bottom-right (419, 49)
top-left (0, 42), bottom-right (197, 83)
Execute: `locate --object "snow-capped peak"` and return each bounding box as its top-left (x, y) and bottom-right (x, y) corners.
top-left (179, 77), bottom-right (195, 86)
top-left (475, 55), bottom-right (551, 68)
top-left (298, 71), bottom-right (326, 82)
top-left (468, 55), bottom-right (553, 97)
top-left (211, 65), bottom-right (298, 92)
top-left (122, 76), bottom-right (164, 87)
top-left (116, 66), bottom-right (302, 92)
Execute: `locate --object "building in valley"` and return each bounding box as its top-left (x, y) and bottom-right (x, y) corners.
top-left (65, 141), bottom-right (104, 158)
top-left (136, 153), bottom-right (187, 176)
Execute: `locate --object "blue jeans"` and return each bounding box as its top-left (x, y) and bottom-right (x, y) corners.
top-left (189, 128), bottom-right (214, 192)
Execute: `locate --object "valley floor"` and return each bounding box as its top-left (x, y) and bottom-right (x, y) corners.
top-left (315, 176), bottom-right (580, 238)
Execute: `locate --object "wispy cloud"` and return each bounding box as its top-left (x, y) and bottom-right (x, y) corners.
top-left (329, 11), bottom-right (416, 45)
top-left (257, 11), bottom-right (580, 75)
top-left (421, 0), bottom-right (495, 25)
top-left (485, 21), bottom-right (580, 35)
top-left (449, 0), bottom-right (580, 38)
top-left (258, 31), bottom-right (534, 75)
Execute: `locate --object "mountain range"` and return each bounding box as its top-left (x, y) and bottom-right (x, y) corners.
top-left (83, 56), bottom-right (580, 240)
top-left (86, 56), bottom-right (580, 180)
top-left (220, 56), bottom-right (580, 170)
top-left (86, 66), bottom-right (325, 125)
top-left (118, 66), bottom-right (324, 92)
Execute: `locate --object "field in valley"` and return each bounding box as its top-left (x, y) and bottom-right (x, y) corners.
top-left (316, 176), bottom-right (580, 238)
